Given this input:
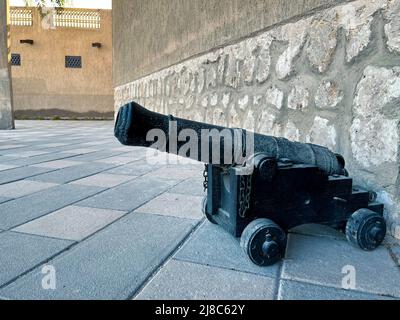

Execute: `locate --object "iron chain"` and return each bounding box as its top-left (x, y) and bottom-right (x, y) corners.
top-left (239, 173), bottom-right (253, 218)
top-left (203, 164), bottom-right (209, 191)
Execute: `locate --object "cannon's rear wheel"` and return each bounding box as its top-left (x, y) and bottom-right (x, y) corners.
top-left (346, 209), bottom-right (386, 251)
top-left (202, 196), bottom-right (217, 224)
top-left (240, 218), bottom-right (287, 266)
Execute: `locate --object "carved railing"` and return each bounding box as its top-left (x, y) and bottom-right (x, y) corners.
top-left (10, 8), bottom-right (33, 26)
top-left (54, 10), bottom-right (101, 29)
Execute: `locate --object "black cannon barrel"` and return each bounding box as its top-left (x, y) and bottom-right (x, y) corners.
top-left (115, 102), bottom-right (345, 175)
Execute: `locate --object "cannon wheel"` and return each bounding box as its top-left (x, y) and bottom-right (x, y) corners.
top-left (202, 196), bottom-right (217, 224)
top-left (346, 209), bottom-right (386, 251)
top-left (240, 218), bottom-right (287, 266)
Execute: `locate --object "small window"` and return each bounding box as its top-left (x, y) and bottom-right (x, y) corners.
top-left (65, 56), bottom-right (82, 68)
top-left (11, 53), bottom-right (21, 66)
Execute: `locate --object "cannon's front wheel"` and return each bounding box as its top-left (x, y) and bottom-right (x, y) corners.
top-left (346, 209), bottom-right (386, 251)
top-left (240, 218), bottom-right (287, 266)
top-left (202, 196), bottom-right (217, 224)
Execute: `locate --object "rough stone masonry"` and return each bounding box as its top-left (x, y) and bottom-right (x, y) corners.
top-left (115, 0), bottom-right (400, 239)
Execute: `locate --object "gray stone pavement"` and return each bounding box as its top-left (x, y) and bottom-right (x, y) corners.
top-left (0, 120), bottom-right (399, 300)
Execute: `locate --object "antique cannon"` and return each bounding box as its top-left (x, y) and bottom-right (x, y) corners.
top-left (115, 102), bottom-right (387, 266)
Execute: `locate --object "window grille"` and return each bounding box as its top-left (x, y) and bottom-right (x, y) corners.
top-left (11, 54), bottom-right (21, 66)
top-left (65, 56), bottom-right (82, 69)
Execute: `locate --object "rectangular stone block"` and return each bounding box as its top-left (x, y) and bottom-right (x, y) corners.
top-left (282, 234), bottom-right (400, 298)
top-left (0, 213), bottom-right (196, 300)
top-left (136, 259), bottom-right (277, 300)
top-left (70, 173), bottom-right (135, 188)
top-left (0, 196), bottom-right (11, 204)
top-left (106, 161), bottom-right (160, 176)
top-left (149, 165), bottom-right (203, 180)
top-left (0, 152), bottom-right (78, 167)
top-left (0, 184), bottom-right (104, 230)
top-left (32, 160), bottom-right (83, 169)
top-left (0, 164), bottom-right (17, 172)
top-left (13, 206), bottom-right (126, 241)
top-left (278, 280), bottom-right (395, 300)
top-left (95, 155), bottom-right (144, 165)
top-left (0, 166), bottom-right (55, 185)
top-left (169, 178), bottom-right (205, 196)
top-left (78, 175), bottom-right (178, 211)
top-left (65, 150), bottom-right (125, 162)
top-left (175, 222), bottom-right (281, 278)
top-left (29, 163), bottom-right (114, 184)
top-left (136, 192), bottom-right (204, 220)
top-left (0, 180), bottom-right (58, 199)
top-left (0, 232), bottom-right (72, 287)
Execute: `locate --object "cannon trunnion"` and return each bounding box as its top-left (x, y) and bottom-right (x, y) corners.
top-left (115, 102), bottom-right (387, 267)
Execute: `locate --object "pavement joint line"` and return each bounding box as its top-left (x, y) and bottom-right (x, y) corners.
top-left (7, 230), bottom-right (79, 245)
top-left (279, 274), bottom-right (400, 299)
top-left (3, 182), bottom-right (117, 231)
top-left (288, 229), bottom-right (347, 242)
top-left (276, 278), bottom-right (399, 300)
top-left (274, 244), bottom-right (285, 299)
top-left (387, 246), bottom-right (400, 269)
top-left (129, 218), bottom-right (205, 300)
top-left (172, 255), bottom-right (282, 281)
top-left (0, 170), bottom-right (195, 291)
top-left (0, 241), bottom-right (77, 292)
top-left (0, 167), bottom-right (61, 186)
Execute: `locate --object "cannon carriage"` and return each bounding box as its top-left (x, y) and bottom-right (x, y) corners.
top-left (115, 102), bottom-right (387, 266)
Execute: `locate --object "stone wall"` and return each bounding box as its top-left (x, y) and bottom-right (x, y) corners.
top-left (114, 0), bottom-right (400, 239)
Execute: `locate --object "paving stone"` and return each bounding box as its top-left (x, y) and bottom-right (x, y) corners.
top-left (175, 222), bottom-right (281, 278)
top-left (136, 259), bottom-right (277, 300)
top-left (0, 164), bottom-right (17, 171)
top-left (169, 178), bottom-right (205, 196)
top-left (95, 155), bottom-right (144, 165)
top-left (70, 173), bottom-right (135, 188)
top-left (278, 280), bottom-right (394, 300)
top-left (6, 150), bottom-right (50, 158)
top-left (37, 143), bottom-right (71, 148)
top-left (0, 232), bottom-right (72, 287)
top-left (0, 144), bottom-right (26, 151)
top-left (136, 192), bottom-right (204, 220)
top-left (0, 155), bottom-right (21, 163)
top-left (290, 224), bottom-right (346, 240)
top-left (0, 166), bottom-right (55, 185)
top-left (281, 234), bottom-right (400, 298)
top-left (14, 206), bottom-right (126, 241)
top-left (106, 161), bottom-right (160, 176)
top-left (0, 213), bottom-right (196, 300)
top-left (28, 163), bottom-right (114, 184)
top-left (66, 150), bottom-right (125, 162)
top-left (0, 180), bottom-right (58, 199)
top-left (0, 197), bottom-right (11, 204)
top-left (60, 148), bottom-right (97, 155)
top-left (0, 184), bottom-right (104, 230)
top-left (32, 160), bottom-right (83, 169)
top-left (0, 152), bottom-right (78, 167)
top-left (77, 175), bottom-right (179, 211)
top-left (149, 165), bottom-right (203, 180)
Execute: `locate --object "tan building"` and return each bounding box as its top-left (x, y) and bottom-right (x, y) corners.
top-left (10, 7), bottom-right (113, 119)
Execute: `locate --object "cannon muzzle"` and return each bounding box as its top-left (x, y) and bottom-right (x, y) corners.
top-left (115, 102), bottom-right (345, 175)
